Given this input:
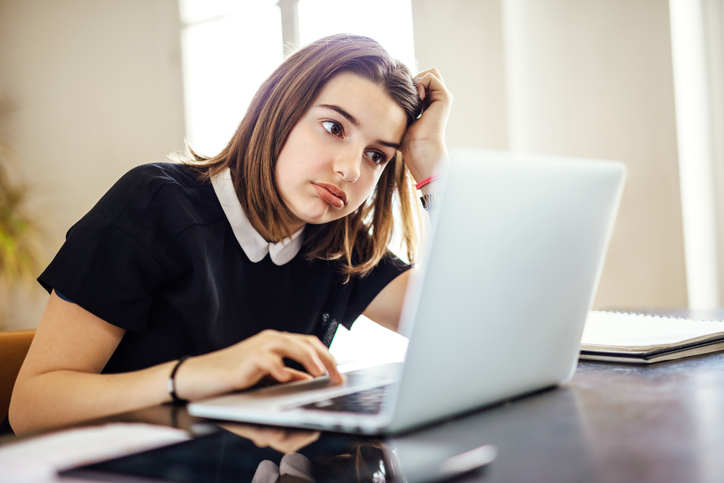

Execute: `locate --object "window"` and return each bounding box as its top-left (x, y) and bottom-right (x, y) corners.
top-left (179, 0), bottom-right (283, 156)
top-left (297, 0), bottom-right (416, 70)
top-left (179, 0), bottom-right (415, 157)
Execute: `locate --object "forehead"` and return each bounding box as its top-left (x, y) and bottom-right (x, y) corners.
top-left (312, 73), bottom-right (408, 142)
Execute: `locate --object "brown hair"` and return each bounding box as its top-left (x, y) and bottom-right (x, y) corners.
top-left (185, 34), bottom-right (423, 278)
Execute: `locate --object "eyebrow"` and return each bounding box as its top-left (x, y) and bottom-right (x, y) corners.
top-left (316, 104), bottom-right (401, 150)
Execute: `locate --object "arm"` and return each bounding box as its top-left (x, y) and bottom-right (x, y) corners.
top-left (362, 269), bottom-right (413, 333)
top-left (362, 68), bottom-right (453, 333)
top-left (10, 291), bottom-right (343, 436)
top-left (400, 67), bottom-right (453, 186)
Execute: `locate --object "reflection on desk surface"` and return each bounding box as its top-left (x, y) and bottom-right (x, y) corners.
top-left (58, 383), bottom-right (595, 482)
top-left (60, 421), bottom-right (496, 483)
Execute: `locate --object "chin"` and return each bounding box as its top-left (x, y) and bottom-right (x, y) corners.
top-left (292, 198), bottom-right (353, 225)
top-left (294, 205), bottom-right (331, 225)
top-left (302, 209), bottom-right (349, 226)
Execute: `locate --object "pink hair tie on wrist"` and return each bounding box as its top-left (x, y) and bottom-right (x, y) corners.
top-left (415, 175), bottom-right (440, 190)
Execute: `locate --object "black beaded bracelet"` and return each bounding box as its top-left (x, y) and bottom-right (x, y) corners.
top-left (168, 356), bottom-right (190, 405)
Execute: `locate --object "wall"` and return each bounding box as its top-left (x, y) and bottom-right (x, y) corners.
top-left (411, 0), bottom-right (509, 151)
top-left (0, 0), bottom-right (185, 329)
top-left (412, 0), bottom-right (688, 309)
top-left (0, 0), bottom-right (694, 329)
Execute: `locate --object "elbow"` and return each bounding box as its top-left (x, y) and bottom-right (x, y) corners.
top-left (7, 401), bottom-right (21, 436)
top-left (8, 373), bottom-right (42, 436)
top-left (8, 382), bottom-right (31, 436)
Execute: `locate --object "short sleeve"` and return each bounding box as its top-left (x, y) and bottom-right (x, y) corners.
top-left (339, 252), bottom-right (411, 330)
top-left (38, 167), bottom-right (167, 333)
top-left (38, 222), bottom-right (163, 333)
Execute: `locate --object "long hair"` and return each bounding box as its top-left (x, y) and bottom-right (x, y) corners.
top-left (185, 34), bottom-right (423, 278)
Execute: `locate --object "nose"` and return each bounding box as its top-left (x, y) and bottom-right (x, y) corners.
top-left (333, 148), bottom-right (361, 183)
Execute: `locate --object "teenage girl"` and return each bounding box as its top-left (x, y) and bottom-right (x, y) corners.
top-left (7, 34), bottom-right (452, 436)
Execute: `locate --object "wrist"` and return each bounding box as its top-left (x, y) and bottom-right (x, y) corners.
top-left (415, 174), bottom-right (440, 190)
top-left (419, 183), bottom-right (437, 196)
top-left (168, 356), bottom-right (190, 404)
top-left (402, 140), bottom-right (448, 183)
top-left (169, 351), bottom-right (240, 402)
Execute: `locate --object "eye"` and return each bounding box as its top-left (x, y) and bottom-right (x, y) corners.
top-left (322, 120), bottom-right (343, 137)
top-left (366, 151), bottom-right (389, 166)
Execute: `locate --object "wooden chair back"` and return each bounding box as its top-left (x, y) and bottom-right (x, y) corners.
top-left (0, 329), bottom-right (35, 425)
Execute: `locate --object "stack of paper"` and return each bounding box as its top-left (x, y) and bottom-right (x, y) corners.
top-left (580, 311), bottom-right (724, 363)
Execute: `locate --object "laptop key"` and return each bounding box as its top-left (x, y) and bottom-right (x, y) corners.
top-left (299, 385), bottom-right (389, 415)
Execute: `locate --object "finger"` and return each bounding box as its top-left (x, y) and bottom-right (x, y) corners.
top-left (282, 368), bottom-right (314, 382)
top-left (416, 72), bottom-right (449, 103)
top-left (417, 67), bottom-right (445, 85)
top-left (267, 335), bottom-right (328, 378)
top-left (417, 81), bottom-right (426, 102)
top-left (283, 430), bottom-right (321, 453)
top-left (252, 352), bottom-right (294, 384)
top-left (240, 349), bottom-right (304, 388)
top-left (302, 335), bottom-right (345, 385)
top-left (273, 429), bottom-right (322, 453)
top-left (263, 332), bottom-right (344, 384)
top-left (258, 368), bottom-right (311, 386)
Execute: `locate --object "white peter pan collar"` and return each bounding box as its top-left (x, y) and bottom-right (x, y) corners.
top-left (211, 167), bottom-right (304, 266)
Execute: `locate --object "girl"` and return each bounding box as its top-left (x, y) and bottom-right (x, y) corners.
top-left (7, 34), bottom-right (452, 436)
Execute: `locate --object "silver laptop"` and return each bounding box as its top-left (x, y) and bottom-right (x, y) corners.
top-left (188, 148), bottom-right (626, 434)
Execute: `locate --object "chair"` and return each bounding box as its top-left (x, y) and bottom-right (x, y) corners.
top-left (0, 329), bottom-right (35, 426)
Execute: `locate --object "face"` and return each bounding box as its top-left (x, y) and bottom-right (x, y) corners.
top-left (275, 73), bottom-right (408, 231)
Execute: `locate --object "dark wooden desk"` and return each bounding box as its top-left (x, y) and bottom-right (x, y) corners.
top-left (465, 354), bottom-right (724, 482)
top-left (8, 352), bottom-right (717, 482)
top-left (5, 301), bottom-right (724, 483)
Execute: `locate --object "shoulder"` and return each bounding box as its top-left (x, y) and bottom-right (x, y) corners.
top-left (109, 162), bottom-right (204, 200)
top-left (74, 162), bottom-right (223, 249)
top-left (94, 162), bottom-right (211, 213)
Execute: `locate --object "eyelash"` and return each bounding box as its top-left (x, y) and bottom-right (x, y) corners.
top-left (322, 120), bottom-right (343, 137)
top-left (321, 120), bottom-right (390, 166)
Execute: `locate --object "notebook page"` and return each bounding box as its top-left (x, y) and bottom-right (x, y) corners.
top-left (581, 311), bottom-right (724, 350)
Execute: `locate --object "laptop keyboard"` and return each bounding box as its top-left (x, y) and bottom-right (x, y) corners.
top-left (299, 385), bottom-right (390, 415)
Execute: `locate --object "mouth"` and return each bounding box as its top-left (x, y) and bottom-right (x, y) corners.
top-left (312, 182), bottom-right (348, 208)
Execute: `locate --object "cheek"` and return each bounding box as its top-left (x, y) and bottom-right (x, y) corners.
top-left (276, 132), bottom-right (308, 186)
top-left (274, 154), bottom-right (292, 194)
top-left (350, 169), bottom-right (384, 205)
top-left (275, 157), bottom-right (305, 207)
top-left (277, 126), bottom-right (325, 179)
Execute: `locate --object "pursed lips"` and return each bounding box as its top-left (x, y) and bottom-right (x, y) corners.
top-left (312, 182), bottom-right (348, 208)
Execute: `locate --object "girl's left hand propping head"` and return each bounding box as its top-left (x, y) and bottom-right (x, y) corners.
top-left (400, 67), bottom-right (453, 186)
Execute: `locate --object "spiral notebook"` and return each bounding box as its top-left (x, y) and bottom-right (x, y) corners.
top-left (580, 311), bottom-right (724, 364)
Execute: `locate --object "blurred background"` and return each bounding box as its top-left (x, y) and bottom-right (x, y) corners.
top-left (0, 0), bottom-right (722, 361)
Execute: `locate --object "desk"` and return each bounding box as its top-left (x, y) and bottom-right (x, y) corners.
top-left (1, 351), bottom-right (717, 482)
top-left (479, 355), bottom-right (724, 482)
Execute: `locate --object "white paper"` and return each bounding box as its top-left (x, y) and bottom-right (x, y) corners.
top-left (0, 423), bottom-right (189, 482)
top-left (581, 311), bottom-right (724, 349)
